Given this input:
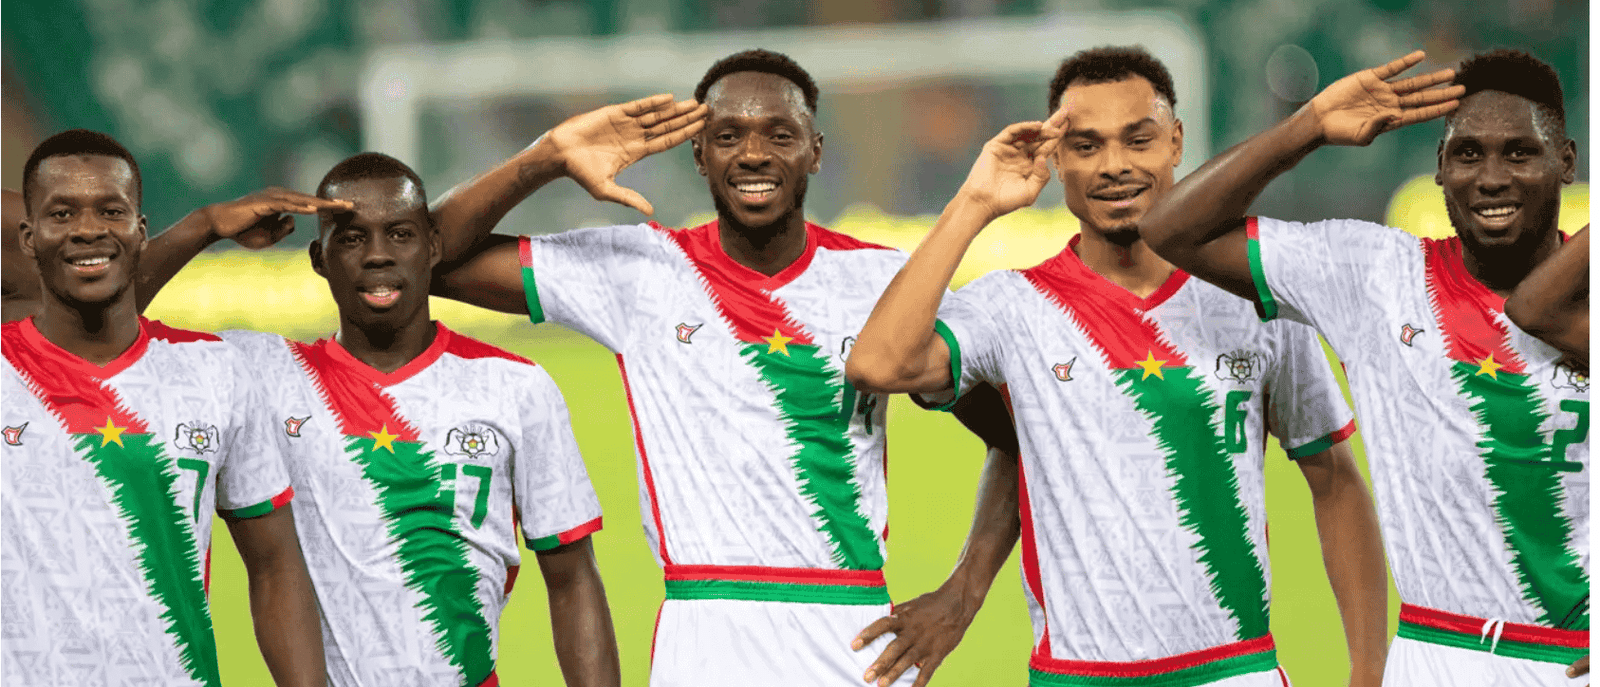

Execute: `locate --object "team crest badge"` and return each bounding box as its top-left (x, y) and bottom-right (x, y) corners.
top-left (675, 323), bottom-right (702, 344)
top-left (445, 425), bottom-right (501, 460)
top-left (3, 423), bottom-right (26, 446)
top-left (1400, 324), bottom-right (1423, 346)
top-left (174, 423), bottom-right (220, 454)
top-left (1052, 359), bottom-right (1075, 382)
top-left (841, 336), bottom-right (856, 363)
top-left (284, 416), bottom-right (310, 437)
top-left (1552, 364), bottom-right (1589, 393)
top-left (1215, 350), bottom-right (1265, 383)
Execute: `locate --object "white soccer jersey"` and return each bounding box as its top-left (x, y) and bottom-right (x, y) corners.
top-left (1248, 217), bottom-right (1588, 666)
top-left (2, 317), bottom-right (292, 687)
top-left (935, 236), bottom-right (1354, 681)
top-left (518, 220), bottom-right (904, 603)
top-left (221, 324), bottom-right (602, 687)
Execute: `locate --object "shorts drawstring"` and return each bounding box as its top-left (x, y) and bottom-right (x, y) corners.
top-left (1479, 617), bottom-right (1506, 654)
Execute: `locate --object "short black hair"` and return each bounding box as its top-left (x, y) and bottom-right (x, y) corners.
top-left (694, 49), bottom-right (819, 114)
top-left (22, 129), bottom-right (142, 214)
top-left (316, 152), bottom-right (428, 202)
top-left (1450, 49), bottom-right (1566, 139)
top-left (1048, 46), bottom-right (1178, 115)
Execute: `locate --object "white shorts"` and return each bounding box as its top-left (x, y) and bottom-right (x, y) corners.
top-left (1385, 604), bottom-right (1587, 687)
top-left (1026, 635), bottom-right (1291, 687)
top-left (649, 566), bottom-right (917, 687)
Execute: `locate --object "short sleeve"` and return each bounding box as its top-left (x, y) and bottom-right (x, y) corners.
top-left (923, 281), bottom-right (1007, 411)
top-left (1247, 216), bottom-right (1411, 331)
top-left (1265, 322), bottom-right (1357, 460)
top-left (520, 224), bottom-right (661, 351)
top-left (512, 366), bottom-right (603, 551)
top-left (215, 346), bottom-right (294, 518)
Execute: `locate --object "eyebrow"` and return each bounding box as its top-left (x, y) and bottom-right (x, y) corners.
top-left (1065, 117), bottom-right (1161, 139)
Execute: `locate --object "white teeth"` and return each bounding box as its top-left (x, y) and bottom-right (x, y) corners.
top-left (1476, 206), bottom-right (1518, 218)
top-left (367, 287), bottom-right (396, 296)
top-left (737, 182), bottom-right (777, 193)
top-left (70, 257), bottom-right (109, 266)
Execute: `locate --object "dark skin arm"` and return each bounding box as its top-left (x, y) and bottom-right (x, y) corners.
top-left (1505, 225), bottom-right (1588, 371)
top-left (1136, 51), bottom-right (1463, 300)
top-left (1, 189), bottom-right (39, 323)
top-left (537, 536), bottom-right (621, 687)
top-left (224, 504), bottom-right (326, 687)
top-left (1294, 440), bottom-right (1389, 687)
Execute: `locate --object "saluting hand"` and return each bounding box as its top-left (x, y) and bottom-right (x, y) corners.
top-left (203, 188), bottom-right (353, 249)
top-left (955, 106), bottom-right (1070, 223)
top-left (1309, 50), bottom-right (1465, 146)
top-left (544, 93), bottom-right (710, 216)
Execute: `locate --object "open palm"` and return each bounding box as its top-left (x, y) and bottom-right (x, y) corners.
top-left (545, 94), bottom-right (708, 215)
top-left (958, 107), bottom-right (1069, 220)
top-left (1311, 50), bottom-right (1465, 146)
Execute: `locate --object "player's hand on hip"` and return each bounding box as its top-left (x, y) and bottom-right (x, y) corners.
top-left (954, 108), bottom-right (1069, 223)
top-left (205, 187), bottom-right (353, 249)
top-left (1568, 654), bottom-right (1589, 682)
top-left (546, 93), bottom-right (709, 216)
top-left (851, 586), bottom-right (981, 687)
top-left (1308, 50), bottom-right (1464, 146)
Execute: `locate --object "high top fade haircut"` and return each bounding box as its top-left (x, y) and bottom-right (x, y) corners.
top-left (1448, 49), bottom-right (1567, 142)
top-left (23, 129), bottom-right (143, 214)
top-left (1048, 46), bottom-right (1178, 115)
top-left (316, 152), bottom-right (431, 231)
top-left (694, 49), bottom-right (820, 116)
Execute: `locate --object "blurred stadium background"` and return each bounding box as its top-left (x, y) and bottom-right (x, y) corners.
top-left (3, 1), bottom-right (1587, 686)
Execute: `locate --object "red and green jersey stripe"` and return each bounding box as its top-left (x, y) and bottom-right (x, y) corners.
top-left (292, 339), bottom-right (497, 685)
top-left (662, 565), bottom-right (891, 605)
top-left (1424, 239), bottom-right (1589, 630)
top-left (1398, 603), bottom-right (1588, 664)
top-left (1028, 634), bottom-right (1279, 687)
top-left (1023, 254), bottom-right (1270, 641)
top-left (528, 516), bottom-right (604, 551)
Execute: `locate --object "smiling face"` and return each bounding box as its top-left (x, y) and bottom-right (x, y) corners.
top-left (692, 71), bottom-right (822, 232)
top-left (1438, 90), bottom-right (1574, 253)
top-left (1054, 76), bottom-right (1183, 239)
top-left (310, 176), bottom-right (438, 332)
top-left (19, 154), bottom-right (147, 309)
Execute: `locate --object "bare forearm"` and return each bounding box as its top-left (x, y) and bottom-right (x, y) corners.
top-left (134, 208), bottom-right (222, 312)
top-left (945, 446), bottom-right (1022, 610)
top-left (539, 540), bottom-right (621, 687)
top-left (247, 551), bottom-right (326, 686)
top-left (1507, 226), bottom-right (1588, 361)
top-left (431, 137), bottom-right (565, 264)
top-left (1311, 470), bottom-right (1389, 685)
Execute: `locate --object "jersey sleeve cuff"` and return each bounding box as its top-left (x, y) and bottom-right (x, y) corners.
top-left (1245, 217), bottom-right (1280, 323)
top-left (1284, 419), bottom-right (1357, 460)
top-left (219, 486), bottom-right (294, 519)
top-left (519, 235), bottom-right (547, 325)
top-left (923, 320), bottom-right (964, 412)
top-left (526, 516), bottom-right (602, 551)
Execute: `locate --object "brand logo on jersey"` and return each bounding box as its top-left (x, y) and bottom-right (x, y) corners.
top-left (3, 423), bottom-right (26, 446)
top-left (1552, 363), bottom-right (1589, 393)
top-left (284, 416), bottom-right (309, 437)
top-left (1052, 359), bottom-right (1075, 382)
top-left (1400, 323), bottom-right (1423, 346)
top-left (445, 425), bottom-right (501, 460)
top-left (1215, 350), bottom-right (1265, 383)
top-left (840, 336), bottom-right (856, 363)
top-left (174, 423), bottom-right (220, 454)
top-left (675, 323), bottom-right (702, 344)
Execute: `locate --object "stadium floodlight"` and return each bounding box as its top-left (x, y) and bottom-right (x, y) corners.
top-left (359, 12), bottom-right (1209, 176)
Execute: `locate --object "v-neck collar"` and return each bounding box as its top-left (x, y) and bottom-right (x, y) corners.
top-left (16, 315), bottom-right (151, 380)
top-left (322, 321), bottom-right (452, 387)
top-left (1055, 234), bottom-right (1189, 310)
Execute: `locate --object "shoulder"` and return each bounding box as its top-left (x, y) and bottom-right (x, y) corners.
top-left (144, 318), bottom-right (224, 344)
top-left (1253, 215), bottom-right (1420, 255)
top-left (809, 223), bottom-right (897, 253)
top-left (216, 328), bottom-right (289, 354)
top-left (440, 326), bottom-right (538, 369)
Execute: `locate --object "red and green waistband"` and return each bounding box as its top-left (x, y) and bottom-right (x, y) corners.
top-left (1397, 603), bottom-right (1588, 665)
top-left (662, 565), bottom-right (890, 605)
top-left (1028, 634), bottom-right (1279, 687)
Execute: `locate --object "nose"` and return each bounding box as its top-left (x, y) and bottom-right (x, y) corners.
top-left (67, 212), bottom-right (113, 243)
top-left (362, 231), bottom-right (398, 268)
top-left (735, 135), bottom-right (771, 170)
top-left (1477, 155), bottom-right (1512, 196)
top-left (1098, 142), bottom-right (1133, 179)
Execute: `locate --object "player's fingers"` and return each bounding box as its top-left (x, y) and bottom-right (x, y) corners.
top-left (1044, 102), bottom-right (1073, 133)
top-left (1399, 84), bottom-right (1466, 108)
top-left (877, 649), bottom-right (921, 687)
top-left (1368, 50), bottom-right (1426, 80)
top-left (618, 93), bottom-right (676, 118)
top-left (644, 119), bottom-right (707, 155)
top-left (591, 181), bottom-right (655, 216)
top-left (1394, 100), bottom-right (1460, 127)
top-left (852, 616), bottom-right (899, 651)
top-left (996, 121), bottom-right (1047, 148)
top-left (863, 633), bottom-right (912, 682)
top-left (1389, 68), bottom-right (1457, 94)
top-left (645, 103), bottom-right (710, 135)
top-left (910, 656), bottom-right (944, 687)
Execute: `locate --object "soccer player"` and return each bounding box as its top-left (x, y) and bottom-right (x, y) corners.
top-left (1506, 225), bottom-right (1587, 371)
top-left (1137, 49), bottom-right (1588, 686)
top-left (426, 51), bottom-right (1017, 686)
top-left (845, 46), bottom-right (1388, 686)
top-left (2, 130), bottom-right (325, 685)
top-left (212, 152), bottom-right (619, 687)
top-left (2, 185), bottom-right (345, 323)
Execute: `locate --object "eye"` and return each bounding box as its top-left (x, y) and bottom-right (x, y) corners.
top-left (389, 227), bottom-right (414, 241)
top-left (49, 209), bottom-right (71, 220)
top-left (1128, 137), bottom-right (1154, 150)
top-left (771, 131), bottom-right (795, 143)
top-left (1074, 142), bottom-right (1099, 154)
top-left (1453, 144), bottom-right (1482, 161)
top-left (715, 131), bottom-right (738, 144)
top-left (102, 207), bottom-right (125, 218)
top-left (336, 231), bottom-right (363, 245)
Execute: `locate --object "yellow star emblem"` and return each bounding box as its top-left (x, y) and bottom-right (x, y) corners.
top-left (1136, 350), bottom-right (1168, 380)
top-left (763, 328), bottom-right (794, 356)
top-left (95, 416), bottom-right (126, 447)
top-left (368, 424), bottom-right (399, 453)
top-left (1475, 354), bottom-right (1505, 379)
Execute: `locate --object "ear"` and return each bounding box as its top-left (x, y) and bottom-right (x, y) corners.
top-left (18, 219), bottom-right (34, 259)
top-left (136, 214), bottom-right (149, 252)
top-left (1434, 140), bottom-right (1445, 186)
top-left (691, 137), bottom-right (707, 176)
top-left (810, 132), bottom-right (824, 175)
top-left (1170, 119), bottom-right (1185, 169)
top-left (427, 224), bottom-right (443, 269)
top-left (1560, 137), bottom-right (1577, 185)
top-left (308, 240), bottom-right (327, 278)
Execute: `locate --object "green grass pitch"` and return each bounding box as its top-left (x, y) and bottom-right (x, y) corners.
top-left (201, 323), bottom-right (1399, 686)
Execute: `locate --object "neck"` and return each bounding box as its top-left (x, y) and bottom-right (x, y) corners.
top-left (33, 292), bottom-right (141, 365)
top-left (1072, 226), bottom-right (1177, 298)
top-left (1461, 229), bottom-right (1564, 297)
top-left (336, 311), bottom-right (438, 374)
top-left (717, 210), bottom-right (809, 277)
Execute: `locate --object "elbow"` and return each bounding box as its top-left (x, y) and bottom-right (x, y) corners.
top-left (1503, 295), bottom-right (1554, 337)
top-left (844, 350), bottom-right (913, 395)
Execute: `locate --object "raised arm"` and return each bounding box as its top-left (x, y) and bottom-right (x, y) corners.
top-left (1506, 225), bottom-right (1588, 369)
top-left (537, 536), bottom-right (621, 687)
top-left (846, 115), bottom-right (1067, 395)
top-left (1295, 440), bottom-right (1389, 687)
top-left (225, 505), bottom-right (327, 687)
top-left (1139, 51), bottom-right (1463, 300)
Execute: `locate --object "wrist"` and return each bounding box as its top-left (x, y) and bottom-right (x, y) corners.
top-left (520, 133), bottom-right (568, 179)
top-left (194, 206), bottom-right (227, 247)
top-left (947, 190), bottom-right (1002, 229)
top-left (1287, 103), bottom-right (1331, 148)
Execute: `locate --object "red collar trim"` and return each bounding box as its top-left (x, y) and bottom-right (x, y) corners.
top-left (1057, 234), bottom-right (1189, 311)
top-left (322, 321), bottom-right (452, 387)
top-left (15, 315), bottom-right (152, 380)
top-left (681, 220), bottom-right (819, 292)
